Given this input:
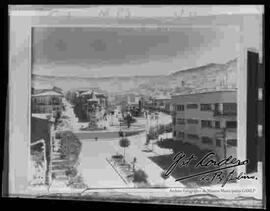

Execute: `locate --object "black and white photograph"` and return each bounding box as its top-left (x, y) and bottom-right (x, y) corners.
top-left (6, 5), bottom-right (265, 209)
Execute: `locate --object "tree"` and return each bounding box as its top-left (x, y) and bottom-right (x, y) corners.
top-left (119, 137), bottom-right (130, 163)
top-left (133, 169), bottom-right (148, 183)
top-left (148, 127), bottom-right (158, 140)
top-left (59, 131), bottom-right (82, 167)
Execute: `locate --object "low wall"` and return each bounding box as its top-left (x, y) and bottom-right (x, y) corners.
top-left (74, 129), bottom-right (145, 140)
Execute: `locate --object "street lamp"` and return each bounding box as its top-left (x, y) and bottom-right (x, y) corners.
top-left (222, 127), bottom-right (227, 160)
top-left (216, 128), bottom-right (227, 160)
top-left (47, 115), bottom-right (55, 187)
top-left (155, 112), bottom-right (159, 138)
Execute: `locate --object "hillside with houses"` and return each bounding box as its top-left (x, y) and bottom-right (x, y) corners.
top-left (32, 58), bottom-right (237, 96)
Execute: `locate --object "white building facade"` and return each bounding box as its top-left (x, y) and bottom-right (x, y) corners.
top-left (32, 90), bottom-right (64, 117)
top-left (171, 89), bottom-right (237, 160)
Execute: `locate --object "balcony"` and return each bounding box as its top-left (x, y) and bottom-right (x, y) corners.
top-left (34, 102), bottom-right (61, 106)
top-left (213, 110), bottom-right (237, 116)
top-left (215, 129), bottom-right (236, 140)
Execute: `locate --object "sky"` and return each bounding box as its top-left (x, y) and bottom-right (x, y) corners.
top-left (32, 26), bottom-right (240, 77)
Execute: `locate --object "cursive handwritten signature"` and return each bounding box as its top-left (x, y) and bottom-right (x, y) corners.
top-left (200, 169), bottom-right (258, 187)
top-left (164, 151), bottom-right (256, 187)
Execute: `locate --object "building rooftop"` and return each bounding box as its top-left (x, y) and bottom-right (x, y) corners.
top-left (87, 99), bottom-right (98, 102)
top-left (155, 95), bottom-right (171, 100)
top-left (32, 113), bottom-right (54, 120)
top-left (80, 90), bottom-right (92, 96)
top-left (32, 90), bottom-right (64, 97)
top-left (80, 90), bottom-right (106, 97)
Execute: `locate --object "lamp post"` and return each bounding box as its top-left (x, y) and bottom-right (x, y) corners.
top-left (145, 113), bottom-right (149, 145)
top-left (222, 127), bottom-right (228, 178)
top-left (156, 112), bottom-right (159, 138)
top-left (47, 115), bottom-right (55, 186)
top-left (223, 127), bottom-right (227, 160)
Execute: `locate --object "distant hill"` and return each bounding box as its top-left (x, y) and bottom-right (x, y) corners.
top-left (170, 63), bottom-right (222, 77)
top-left (32, 58), bottom-right (237, 96)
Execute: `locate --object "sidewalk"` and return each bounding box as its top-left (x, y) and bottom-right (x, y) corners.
top-left (111, 133), bottom-right (185, 188)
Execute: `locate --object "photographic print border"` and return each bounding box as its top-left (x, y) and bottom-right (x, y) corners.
top-left (7, 5), bottom-right (265, 208)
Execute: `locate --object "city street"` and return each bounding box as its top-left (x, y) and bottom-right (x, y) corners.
top-left (58, 99), bottom-right (181, 188)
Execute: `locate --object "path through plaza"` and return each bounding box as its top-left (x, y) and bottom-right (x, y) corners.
top-left (78, 139), bottom-right (130, 188)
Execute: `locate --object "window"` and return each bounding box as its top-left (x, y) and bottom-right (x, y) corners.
top-left (216, 139), bottom-right (222, 147)
top-left (214, 103), bottom-right (220, 111)
top-left (176, 118), bottom-right (185, 125)
top-left (176, 104), bottom-right (185, 111)
top-left (187, 104), bottom-right (198, 109)
top-left (187, 134), bottom-right (199, 140)
top-left (187, 119), bottom-right (199, 124)
top-left (200, 104), bottom-right (212, 111)
top-left (214, 121), bottom-right (220, 129)
top-left (178, 132), bottom-right (185, 139)
top-left (172, 117), bottom-right (176, 125)
top-left (201, 120), bottom-right (212, 128)
top-left (173, 131), bottom-right (176, 137)
top-left (227, 139), bottom-right (237, 147)
top-left (201, 137), bottom-right (213, 145)
top-left (223, 103), bottom-right (237, 115)
top-left (226, 121), bottom-right (237, 129)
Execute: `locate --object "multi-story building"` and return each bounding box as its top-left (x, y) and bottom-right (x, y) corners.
top-left (127, 94), bottom-right (141, 106)
top-left (141, 96), bottom-right (154, 111)
top-left (171, 89), bottom-right (237, 160)
top-left (32, 90), bottom-right (64, 117)
top-left (73, 89), bottom-right (108, 124)
top-left (141, 95), bottom-right (173, 114)
top-left (153, 95), bottom-right (173, 114)
top-left (80, 90), bottom-right (108, 109)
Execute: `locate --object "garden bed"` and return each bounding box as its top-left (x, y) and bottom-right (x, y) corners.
top-left (108, 154), bottom-right (150, 187)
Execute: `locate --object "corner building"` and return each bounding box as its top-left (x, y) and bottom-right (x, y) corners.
top-left (171, 89), bottom-right (237, 160)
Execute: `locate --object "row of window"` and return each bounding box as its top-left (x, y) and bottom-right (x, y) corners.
top-left (32, 105), bottom-right (62, 113)
top-left (174, 118), bottom-right (237, 129)
top-left (175, 105), bottom-right (185, 111)
top-left (175, 103), bottom-right (237, 112)
top-left (32, 97), bottom-right (62, 104)
top-left (173, 131), bottom-right (237, 147)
